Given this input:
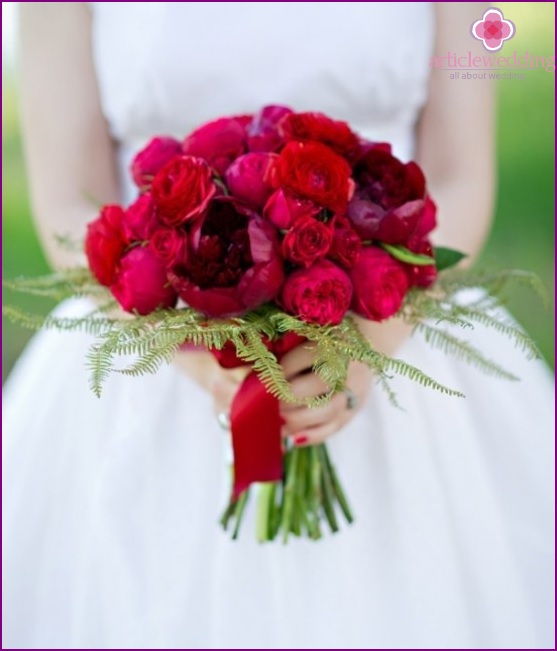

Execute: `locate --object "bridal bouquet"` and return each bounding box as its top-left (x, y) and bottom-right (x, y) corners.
top-left (5, 106), bottom-right (540, 542)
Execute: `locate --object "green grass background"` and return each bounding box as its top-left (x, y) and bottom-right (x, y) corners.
top-left (2, 2), bottom-right (554, 382)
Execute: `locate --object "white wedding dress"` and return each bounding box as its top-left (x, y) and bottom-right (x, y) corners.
top-left (3, 3), bottom-right (554, 649)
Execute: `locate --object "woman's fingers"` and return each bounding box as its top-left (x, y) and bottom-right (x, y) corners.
top-left (289, 420), bottom-right (341, 447)
top-left (210, 366), bottom-right (249, 415)
top-left (280, 342), bottom-right (317, 380)
top-left (281, 393), bottom-right (346, 435)
top-left (280, 371), bottom-right (330, 413)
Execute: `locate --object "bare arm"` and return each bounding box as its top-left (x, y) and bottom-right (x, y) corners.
top-left (417, 2), bottom-right (495, 256)
top-left (18, 2), bottom-right (236, 400)
top-left (351, 1), bottom-right (495, 359)
top-left (284, 3), bottom-right (496, 445)
top-left (19, 2), bottom-right (121, 270)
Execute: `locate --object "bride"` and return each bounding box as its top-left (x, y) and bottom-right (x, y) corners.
top-left (3, 3), bottom-right (554, 648)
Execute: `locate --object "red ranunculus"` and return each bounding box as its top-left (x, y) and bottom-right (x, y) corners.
top-left (169, 197), bottom-right (283, 317)
top-left (328, 226), bottom-right (362, 268)
top-left (350, 247), bottom-right (409, 321)
top-left (150, 227), bottom-right (188, 267)
top-left (85, 205), bottom-right (127, 286)
top-left (280, 112), bottom-right (360, 161)
top-left (272, 141), bottom-right (354, 213)
top-left (281, 260), bottom-right (352, 325)
top-left (282, 216), bottom-right (333, 268)
top-left (353, 148), bottom-right (425, 210)
top-left (247, 105), bottom-right (293, 153)
top-left (131, 137), bottom-right (182, 189)
top-left (110, 245), bottom-right (178, 315)
top-left (182, 117), bottom-right (247, 175)
top-left (263, 189), bottom-right (320, 229)
top-left (151, 156), bottom-right (216, 227)
top-left (122, 193), bottom-right (160, 242)
top-left (224, 152), bottom-right (277, 210)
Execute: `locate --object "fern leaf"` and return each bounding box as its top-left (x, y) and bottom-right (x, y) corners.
top-left (415, 323), bottom-right (519, 380)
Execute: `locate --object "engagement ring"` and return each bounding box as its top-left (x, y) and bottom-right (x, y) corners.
top-left (217, 411), bottom-right (231, 430)
top-left (344, 388), bottom-right (359, 411)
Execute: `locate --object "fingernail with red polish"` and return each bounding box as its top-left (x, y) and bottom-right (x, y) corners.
top-left (293, 434), bottom-right (308, 446)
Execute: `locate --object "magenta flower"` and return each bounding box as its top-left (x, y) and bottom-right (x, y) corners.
top-left (471, 8), bottom-right (515, 52)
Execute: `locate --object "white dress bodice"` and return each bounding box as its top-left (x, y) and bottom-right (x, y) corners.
top-left (89, 2), bottom-right (434, 200)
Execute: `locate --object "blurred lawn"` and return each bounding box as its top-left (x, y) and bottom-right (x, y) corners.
top-left (2, 3), bottom-right (555, 382)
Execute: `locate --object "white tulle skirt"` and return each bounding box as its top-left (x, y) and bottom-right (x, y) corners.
top-left (2, 299), bottom-right (554, 649)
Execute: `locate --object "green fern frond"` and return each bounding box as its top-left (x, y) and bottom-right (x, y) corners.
top-left (117, 331), bottom-right (185, 378)
top-left (86, 342), bottom-right (116, 397)
top-left (2, 304), bottom-right (115, 335)
top-left (415, 323), bottom-right (519, 380)
top-left (443, 308), bottom-right (540, 360)
top-left (382, 355), bottom-right (465, 397)
top-left (313, 337), bottom-right (349, 394)
top-left (4, 263), bottom-right (545, 401)
top-left (436, 268), bottom-right (548, 307)
top-left (374, 373), bottom-right (403, 410)
top-left (3, 268), bottom-right (105, 300)
top-left (232, 329), bottom-right (300, 404)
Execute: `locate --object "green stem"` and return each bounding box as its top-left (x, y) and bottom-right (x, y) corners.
top-left (281, 448), bottom-right (300, 543)
top-left (308, 446), bottom-right (323, 539)
top-left (231, 489), bottom-right (249, 540)
top-left (323, 445), bottom-right (354, 524)
top-left (256, 482), bottom-right (277, 543)
top-left (219, 498), bottom-right (236, 531)
top-left (319, 445), bottom-right (339, 533)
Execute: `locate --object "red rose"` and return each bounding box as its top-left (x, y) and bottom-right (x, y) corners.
top-left (272, 141), bottom-right (354, 213)
top-left (150, 227), bottom-right (188, 267)
top-left (122, 193), bottom-right (160, 242)
top-left (282, 216), bottom-right (333, 268)
top-left (347, 196), bottom-right (425, 245)
top-left (354, 148), bottom-right (425, 210)
top-left (263, 189), bottom-right (320, 229)
top-left (247, 105), bottom-right (293, 153)
top-left (131, 137), bottom-right (182, 189)
top-left (281, 260), bottom-right (352, 326)
top-left (151, 156), bottom-right (216, 227)
top-left (328, 226), bottom-right (362, 268)
top-left (405, 238), bottom-right (437, 288)
top-left (350, 247), bottom-right (409, 321)
top-left (85, 205), bottom-right (127, 286)
top-left (182, 117), bottom-right (247, 175)
top-left (169, 197), bottom-right (284, 317)
top-left (280, 112), bottom-right (360, 161)
top-left (224, 152), bottom-right (277, 210)
top-left (110, 245), bottom-right (178, 315)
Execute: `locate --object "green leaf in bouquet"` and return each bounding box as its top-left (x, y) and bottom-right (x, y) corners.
top-left (381, 243), bottom-right (435, 266)
top-left (434, 246), bottom-right (467, 271)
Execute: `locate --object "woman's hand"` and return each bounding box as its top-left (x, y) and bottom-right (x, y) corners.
top-left (174, 343), bottom-right (372, 443)
top-left (280, 343), bottom-right (372, 447)
top-left (173, 349), bottom-right (249, 417)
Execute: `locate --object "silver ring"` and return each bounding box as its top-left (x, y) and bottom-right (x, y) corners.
top-left (217, 411), bottom-right (231, 430)
top-left (343, 388), bottom-right (359, 411)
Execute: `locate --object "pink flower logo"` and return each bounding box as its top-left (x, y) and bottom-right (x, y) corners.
top-left (471, 7), bottom-right (515, 52)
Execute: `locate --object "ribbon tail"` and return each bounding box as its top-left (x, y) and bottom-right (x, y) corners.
top-left (230, 370), bottom-right (283, 501)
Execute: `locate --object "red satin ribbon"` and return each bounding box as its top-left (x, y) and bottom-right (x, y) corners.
top-left (229, 370), bottom-right (283, 500)
top-left (212, 332), bottom-right (305, 501)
